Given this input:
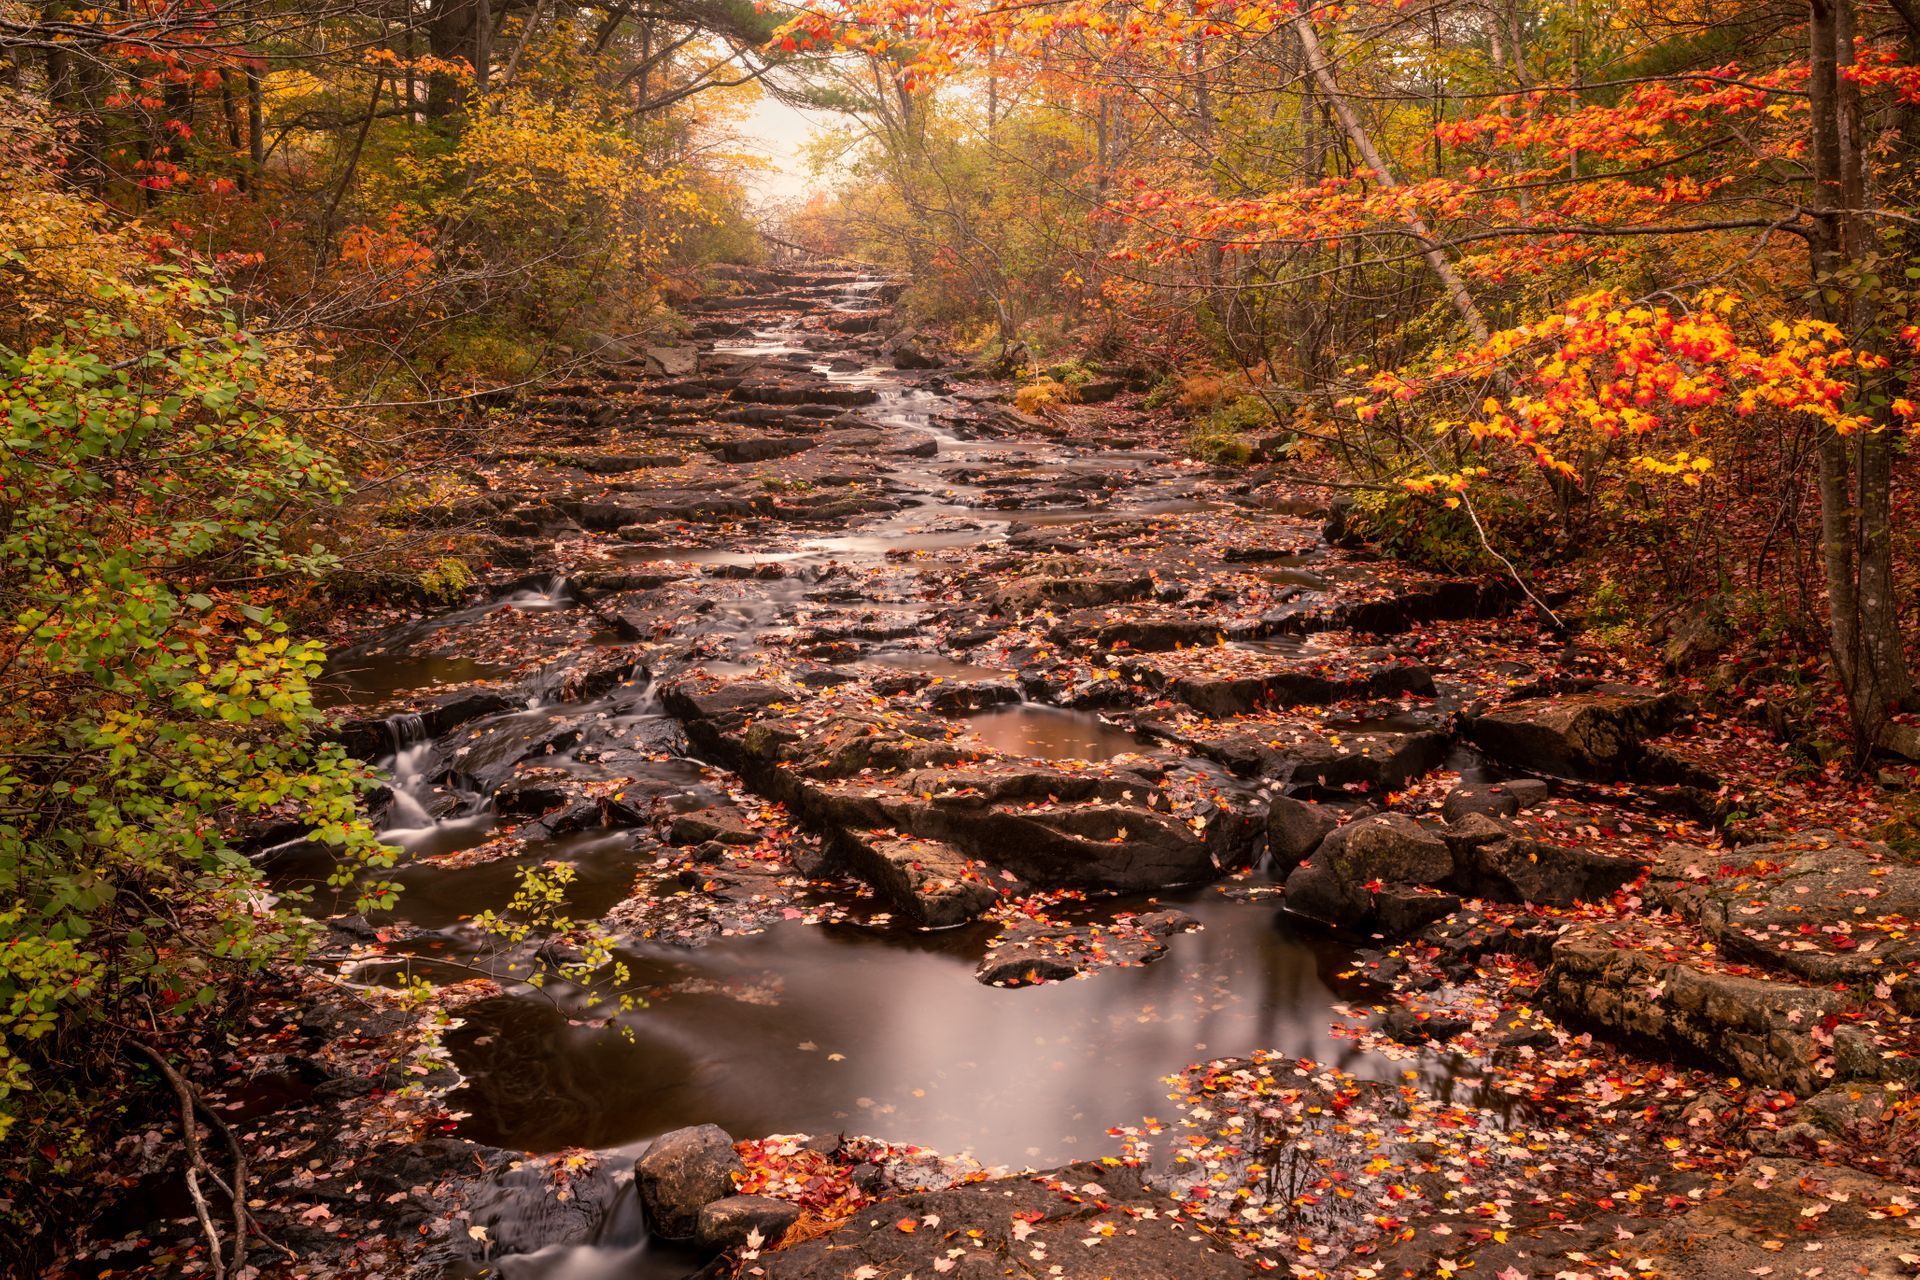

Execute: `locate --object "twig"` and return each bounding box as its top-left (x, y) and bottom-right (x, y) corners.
top-left (131, 1042), bottom-right (249, 1279)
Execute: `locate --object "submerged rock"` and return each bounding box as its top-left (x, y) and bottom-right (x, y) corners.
top-left (976, 908), bottom-right (1198, 985)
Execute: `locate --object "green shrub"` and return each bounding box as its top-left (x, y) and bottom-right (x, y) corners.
top-left (0, 274), bottom-right (392, 1147)
top-left (1142, 375), bottom-right (1182, 411)
top-left (419, 557), bottom-right (475, 602)
top-left (1184, 418), bottom-right (1255, 465)
top-left (1345, 486), bottom-right (1492, 573)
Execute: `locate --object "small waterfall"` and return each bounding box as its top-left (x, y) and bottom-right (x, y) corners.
top-left (499, 574), bottom-right (572, 611)
top-left (377, 713), bottom-right (442, 841)
top-left (386, 711), bottom-right (428, 753)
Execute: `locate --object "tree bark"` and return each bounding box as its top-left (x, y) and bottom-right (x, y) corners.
top-left (1808, 0), bottom-right (1914, 751)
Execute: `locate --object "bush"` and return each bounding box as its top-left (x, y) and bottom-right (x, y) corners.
top-left (1015, 378), bottom-right (1073, 414)
top-left (1142, 375), bottom-right (1183, 411)
top-left (0, 187), bottom-right (391, 1155)
top-left (1185, 418), bottom-right (1255, 465)
top-left (1177, 371), bottom-right (1230, 413)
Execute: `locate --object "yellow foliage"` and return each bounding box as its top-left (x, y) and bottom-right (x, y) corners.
top-left (1015, 378), bottom-right (1072, 414)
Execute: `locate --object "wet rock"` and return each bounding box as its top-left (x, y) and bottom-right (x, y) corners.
top-left (924, 680), bottom-right (1021, 713)
top-left (1382, 1004), bottom-right (1472, 1044)
top-left (840, 831), bottom-right (1004, 928)
top-left (645, 345), bottom-right (699, 377)
top-left (1324, 812), bottom-right (1452, 882)
top-left (492, 778), bottom-right (572, 817)
top-left (1464, 688), bottom-right (1687, 780)
top-left (994, 570), bottom-right (1155, 612)
top-left (667, 809), bottom-right (760, 846)
top-left (1543, 923), bottom-right (1853, 1090)
top-left (888, 338), bottom-right (943, 370)
top-left (1126, 649), bottom-right (1436, 717)
top-left (735, 381), bottom-right (879, 408)
top-left (1282, 812), bottom-right (1453, 929)
top-left (333, 687), bottom-right (519, 760)
top-left (1154, 722), bottom-right (1448, 796)
top-left (708, 436), bottom-right (816, 463)
top-left (1266, 795), bottom-right (1337, 866)
top-left (760, 1161), bottom-right (1256, 1279)
top-left (1443, 812), bottom-right (1646, 905)
top-left (1439, 778), bottom-right (1548, 823)
top-left (451, 1152), bottom-right (631, 1259)
top-left (634, 1124), bottom-right (745, 1239)
top-left (661, 679), bottom-right (789, 724)
top-left (1051, 605), bottom-right (1223, 652)
top-left (1371, 884), bottom-right (1463, 934)
top-left (695, 1194), bottom-right (800, 1252)
top-left (977, 909), bottom-right (1197, 986)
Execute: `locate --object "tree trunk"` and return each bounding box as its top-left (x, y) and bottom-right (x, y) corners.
top-left (1292, 13), bottom-right (1490, 343)
top-left (1808, 0), bottom-right (1914, 752)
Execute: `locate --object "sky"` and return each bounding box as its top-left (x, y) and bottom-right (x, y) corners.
top-left (735, 92), bottom-right (842, 210)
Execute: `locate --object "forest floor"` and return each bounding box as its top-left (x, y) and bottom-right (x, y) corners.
top-left (50, 266), bottom-right (1920, 1280)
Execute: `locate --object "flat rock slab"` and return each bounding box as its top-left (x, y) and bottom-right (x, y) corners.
top-left (663, 675), bottom-right (1260, 900)
top-left (1147, 716), bottom-right (1449, 797)
top-left (1653, 829), bottom-right (1920, 1000)
top-left (1362, 1156), bottom-right (1920, 1280)
top-left (758, 1161), bottom-right (1257, 1279)
top-left (1122, 645), bottom-right (1435, 716)
top-left (976, 908), bottom-right (1197, 985)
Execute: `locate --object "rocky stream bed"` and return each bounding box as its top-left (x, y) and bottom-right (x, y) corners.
top-left (76, 267), bottom-right (1920, 1280)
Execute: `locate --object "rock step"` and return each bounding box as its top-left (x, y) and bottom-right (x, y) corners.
top-left (1543, 920), bottom-right (1859, 1091)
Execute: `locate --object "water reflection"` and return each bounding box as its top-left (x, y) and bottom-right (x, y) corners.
top-left (444, 895), bottom-right (1378, 1167)
top-left (962, 704), bottom-right (1146, 761)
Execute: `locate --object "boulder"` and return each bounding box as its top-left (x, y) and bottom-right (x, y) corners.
top-left (645, 345), bottom-right (699, 377)
top-left (1327, 812), bottom-right (1453, 884)
top-left (1282, 812), bottom-right (1453, 929)
top-left (448, 1151), bottom-right (630, 1259)
top-left (889, 338), bottom-right (943, 370)
top-left (1464, 688), bottom-right (1686, 780)
top-left (1439, 778), bottom-right (1548, 823)
top-left (634, 1124), bottom-right (744, 1239)
top-left (1443, 812), bottom-right (1646, 906)
top-left (1266, 796), bottom-right (1337, 866)
top-left (695, 1194), bottom-right (801, 1252)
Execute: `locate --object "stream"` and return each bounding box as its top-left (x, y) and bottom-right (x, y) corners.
top-left (296, 265), bottom-right (1492, 1278)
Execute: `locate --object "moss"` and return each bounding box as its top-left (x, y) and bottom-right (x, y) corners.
top-left (1184, 418), bottom-right (1254, 465)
